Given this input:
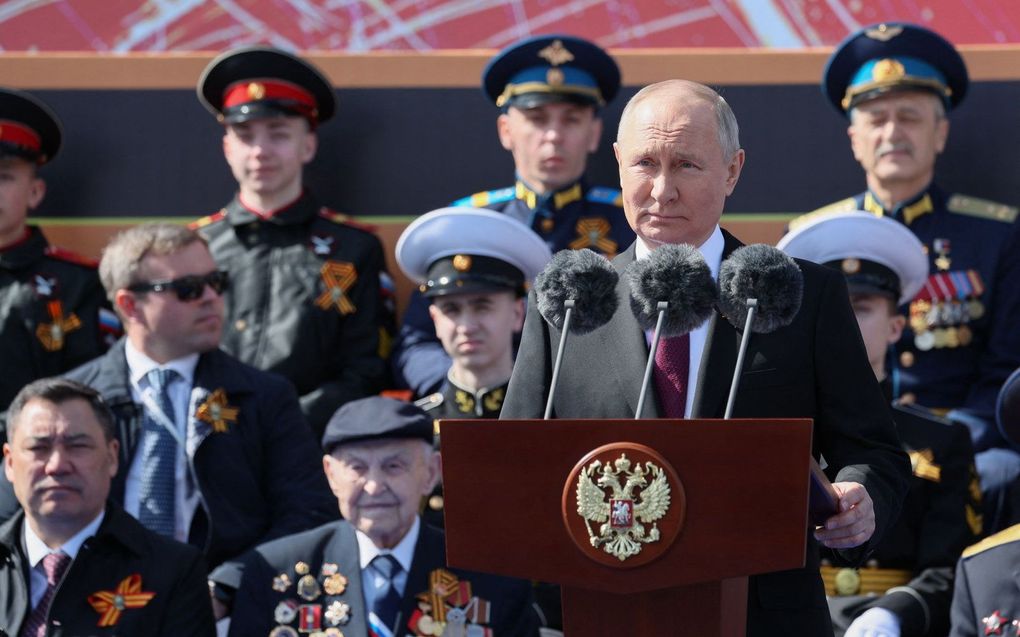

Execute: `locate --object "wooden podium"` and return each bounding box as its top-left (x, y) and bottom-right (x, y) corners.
top-left (439, 418), bottom-right (819, 636)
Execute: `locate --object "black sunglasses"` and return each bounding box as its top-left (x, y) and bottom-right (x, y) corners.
top-left (127, 270), bottom-right (230, 301)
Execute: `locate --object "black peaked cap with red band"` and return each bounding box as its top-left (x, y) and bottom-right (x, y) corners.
top-left (0, 88), bottom-right (62, 165)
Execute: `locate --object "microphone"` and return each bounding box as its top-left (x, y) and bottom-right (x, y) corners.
top-left (533, 249), bottom-right (619, 419)
top-left (626, 243), bottom-right (718, 419)
top-left (718, 245), bottom-right (836, 521)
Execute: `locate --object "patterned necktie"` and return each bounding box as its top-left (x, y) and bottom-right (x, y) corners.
top-left (20, 551), bottom-right (71, 637)
top-left (370, 554), bottom-right (403, 634)
top-left (138, 367), bottom-right (178, 537)
top-left (654, 334), bottom-right (690, 419)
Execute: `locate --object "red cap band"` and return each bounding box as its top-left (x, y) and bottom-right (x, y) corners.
top-left (222, 79), bottom-right (317, 113)
top-left (0, 119), bottom-right (42, 154)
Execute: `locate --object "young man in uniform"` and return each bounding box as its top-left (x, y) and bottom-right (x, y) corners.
top-left (191, 47), bottom-right (392, 436)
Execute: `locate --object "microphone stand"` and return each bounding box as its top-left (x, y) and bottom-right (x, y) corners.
top-left (724, 299), bottom-right (757, 419)
top-left (543, 300), bottom-right (575, 420)
top-left (635, 302), bottom-right (668, 419)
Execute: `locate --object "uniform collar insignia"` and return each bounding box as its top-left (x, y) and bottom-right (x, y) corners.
top-left (515, 180), bottom-right (583, 211)
top-left (87, 574), bottom-right (156, 627)
top-left (863, 190), bottom-right (934, 225)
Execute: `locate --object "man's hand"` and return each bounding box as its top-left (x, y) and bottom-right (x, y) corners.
top-left (845, 607), bottom-right (901, 637)
top-left (814, 481), bottom-right (875, 549)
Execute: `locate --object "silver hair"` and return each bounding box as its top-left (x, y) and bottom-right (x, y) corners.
top-left (617, 79), bottom-right (741, 160)
top-left (99, 222), bottom-right (206, 306)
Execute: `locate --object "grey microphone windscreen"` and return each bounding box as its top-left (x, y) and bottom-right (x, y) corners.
top-left (627, 243), bottom-right (717, 337)
top-left (718, 244), bottom-right (803, 333)
top-left (534, 248), bottom-right (619, 334)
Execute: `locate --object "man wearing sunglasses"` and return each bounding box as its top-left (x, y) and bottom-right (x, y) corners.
top-left (190, 47), bottom-right (393, 438)
top-left (64, 223), bottom-right (336, 622)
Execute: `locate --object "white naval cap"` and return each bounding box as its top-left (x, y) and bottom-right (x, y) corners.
top-left (776, 211), bottom-right (928, 305)
top-left (396, 207), bottom-right (553, 297)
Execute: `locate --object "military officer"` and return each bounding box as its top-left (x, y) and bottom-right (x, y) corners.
top-left (226, 396), bottom-right (539, 637)
top-left (791, 22), bottom-right (1020, 533)
top-left (780, 212), bottom-right (982, 637)
top-left (0, 88), bottom-right (118, 413)
top-left (191, 46), bottom-right (392, 437)
top-left (392, 34), bottom-right (634, 398)
top-left (396, 207), bottom-right (551, 421)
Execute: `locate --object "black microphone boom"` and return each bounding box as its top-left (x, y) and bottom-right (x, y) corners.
top-left (533, 249), bottom-right (619, 419)
top-left (626, 243), bottom-right (718, 419)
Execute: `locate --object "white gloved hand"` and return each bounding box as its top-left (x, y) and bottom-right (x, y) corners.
top-left (845, 607), bottom-right (901, 637)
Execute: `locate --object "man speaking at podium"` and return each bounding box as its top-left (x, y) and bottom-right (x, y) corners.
top-left (502, 79), bottom-right (911, 635)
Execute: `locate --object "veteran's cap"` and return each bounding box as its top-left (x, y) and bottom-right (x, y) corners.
top-left (776, 211), bottom-right (928, 306)
top-left (198, 46), bottom-right (336, 126)
top-left (824, 22), bottom-right (968, 116)
top-left (0, 88), bottom-right (62, 165)
top-left (998, 367), bottom-right (1020, 450)
top-left (483, 35), bottom-right (621, 110)
top-left (396, 207), bottom-right (552, 298)
top-left (322, 396), bottom-right (434, 453)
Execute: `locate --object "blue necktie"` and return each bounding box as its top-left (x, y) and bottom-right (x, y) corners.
top-left (138, 367), bottom-right (178, 537)
top-left (371, 554), bottom-right (403, 632)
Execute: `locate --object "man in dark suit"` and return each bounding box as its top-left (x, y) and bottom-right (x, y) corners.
top-left (63, 223), bottom-right (335, 620)
top-left (502, 79), bottom-right (911, 636)
top-left (227, 396), bottom-right (539, 637)
top-left (1, 377), bottom-right (213, 636)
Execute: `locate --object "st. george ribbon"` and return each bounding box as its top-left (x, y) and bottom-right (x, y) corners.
top-left (626, 243), bottom-right (718, 419)
top-left (534, 248), bottom-right (619, 419)
top-left (717, 244), bottom-right (836, 520)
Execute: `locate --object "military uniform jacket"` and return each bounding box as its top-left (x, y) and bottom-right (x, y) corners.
top-left (193, 192), bottom-right (389, 436)
top-left (501, 233), bottom-right (912, 637)
top-left (828, 400), bottom-right (981, 636)
top-left (802, 186), bottom-right (1020, 452)
top-left (393, 178), bottom-right (634, 397)
top-left (0, 226), bottom-right (115, 410)
top-left (227, 519), bottom-right (539, 637)
top-left (0, 504), bottom-right (214, 637)
top-left (65, 340), bottom-right (337, 570)
top-left (416, 376), bottom-right (509, 421)
top-left (949, 524), bottom-right (1020, 637)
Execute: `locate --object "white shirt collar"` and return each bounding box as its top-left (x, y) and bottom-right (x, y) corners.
top-left (124, 340), bottom-right (199, 387)
top-left (635, 225), bottom-right (725, 280)
top-left (356, 515), bottom-right (420, 575)
top-left (24, 510), bottom-right (105, 567)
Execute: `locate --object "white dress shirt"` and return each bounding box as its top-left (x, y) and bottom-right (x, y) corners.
top-left (23, 511), bottom-right (104, 608)
top-left (123, 340), bottom-right (200, 543)
top-left (356, 515), bottom-right (420, 606)
top-left (636, 225), bottom-right (725, 417)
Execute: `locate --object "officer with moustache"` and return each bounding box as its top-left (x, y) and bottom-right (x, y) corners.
top-left (791, 23), bottom-right (1020, 532)
top-left (393, 35), bottom-right (634, 398)
top-left (191, 47), bottom-right (392, 437)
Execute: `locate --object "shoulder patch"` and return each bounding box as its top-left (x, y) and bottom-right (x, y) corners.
top-left (318, 208), bottom-right (378, 233)
top-left (452, 187), bottom-right (515, 208)
top-left (43, 246), bottom-right (97, 268)
top-left (188, 210), bottom-right (227, 230)
top-left (586, 186), bottom-right (623, 207)
top-left (961, 522), bottom-right (1020, 559)
top-left (946, 194), bottom-right (1018, 223)
top-left (414, 392), bottom-right (444, 412)
top-left (787, 199), bottom-right (858, 232)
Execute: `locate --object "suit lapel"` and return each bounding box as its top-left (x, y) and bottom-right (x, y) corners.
top-left (692, 231), bottom-right (744, 419)
top-left (326, 523), bottom-right (368, 635)
top-left (602, 244), bottom-right (659, 418)
top-left (400, 523), bottom-right (445, 636)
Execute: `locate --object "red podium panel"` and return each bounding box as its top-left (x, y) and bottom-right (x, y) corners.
top-left (439, 418), bottom-right (817, 636)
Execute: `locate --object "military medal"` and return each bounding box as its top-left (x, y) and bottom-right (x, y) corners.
top-left (932, 328), bottom-right (947, 349)
top-left (969, 299), bottom-right (985, 320)
top-left (297, 574), bottom-right (321, 601)
top-left (298, 604), bottom-right (322, 632)
top-left (325, 601), bottom-right (351, 626)
top-left (323, 573), bottom-right (347, 595)
top-left (982, 611), bottom-right (1008, 635)
top-left (195, 388), bottom-right (239, 433)
top-left (36, 300), bottom-right (81, 352)
top-left (273, 573), bottom-right (292, 592)
top-left (31, 274), bottom-right (57, 298)
top-left (310, 234), bottom-right (335, 256)
top-left (933, 238), bottom-right (951, 271)
top-left (958, 324), bottom-right (973, 346)
top-left (833, 568), bottom-right (861, 596)
top-left (944, 326), bottom-right (959, 348)
top-left (269, 627), bottom-right (299, 637)
top-left (275, 599), bottom-right (299, 624)
top-left (320, 562), bottom-right (339, 576)
top-left (915, 330), bottom-right (936, 351)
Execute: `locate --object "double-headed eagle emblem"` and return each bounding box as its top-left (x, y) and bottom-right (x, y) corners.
top-left (575, 453), bottom-right (671, 561)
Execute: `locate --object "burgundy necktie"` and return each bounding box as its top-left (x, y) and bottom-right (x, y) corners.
top-left (654, 334), bottom-right (690, 419)
top-left (21, 551), bottom-right (71, 637)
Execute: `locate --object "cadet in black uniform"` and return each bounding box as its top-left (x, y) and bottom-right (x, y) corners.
top-left (395, 207), bottom-right (551, 421)
top-left (191, 47), bottom-right (392, 437)
top-left (780, 211), bottom-right (982, 637)
top-left (0, 88), bottom-right (118, 413)
top-left (392, 35), bottom-right (634, 397)
top-left (790, 22), bottom-right (1020, 533)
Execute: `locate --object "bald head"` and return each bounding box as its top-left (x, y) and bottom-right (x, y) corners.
top-left (617, 80), bottom-right (740, 161)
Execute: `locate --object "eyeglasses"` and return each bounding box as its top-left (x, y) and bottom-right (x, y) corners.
top-left (127, 270), bottom-right (230, 301)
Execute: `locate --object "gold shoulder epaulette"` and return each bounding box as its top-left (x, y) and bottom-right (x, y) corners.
top-left (961, 522), bottom-right (1020, 558)
top-left (189, 210), bottom-right (226, 230)
top-left (318, 208), bottom-right (378, 233)
top-left (946, 194), bottom-right (1018, 223)
top-left (787, 198), bottom-right (858, 231)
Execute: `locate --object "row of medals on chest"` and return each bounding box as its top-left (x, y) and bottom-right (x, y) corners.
top-left (908, 247), bottom-right (983, 352)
